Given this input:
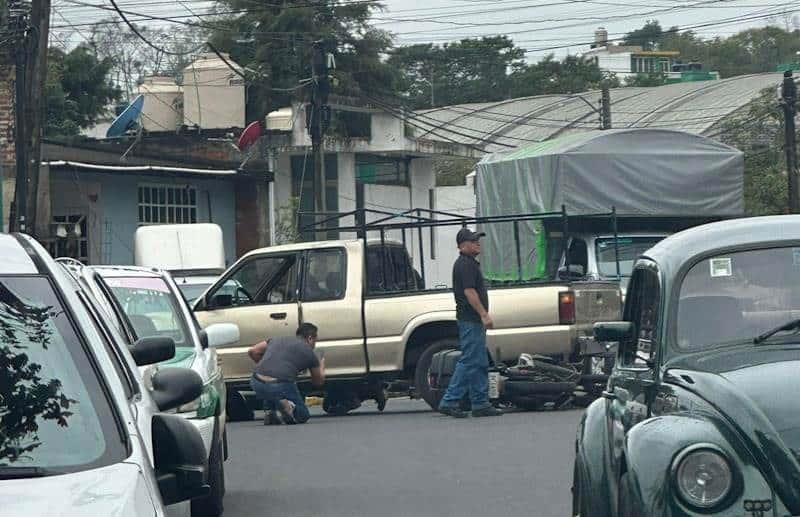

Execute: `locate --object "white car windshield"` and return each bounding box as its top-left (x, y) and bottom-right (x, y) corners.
top-left (105, 276), bottom-right (192, 347)
top-left (595, 237), bottom-right (664, 278)
top-left (677, 246), bottom-right (800, 349)
top-left (0, 276), bottom-right (124, 474)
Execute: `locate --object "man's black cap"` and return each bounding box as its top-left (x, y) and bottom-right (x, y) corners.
top-left (456, 228), bottom-right (486, 245)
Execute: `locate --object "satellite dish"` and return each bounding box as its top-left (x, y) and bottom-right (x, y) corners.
top-left (236, 120), bottom-right (263, 151)
top-left (106, 94), bottom-right (145, 138)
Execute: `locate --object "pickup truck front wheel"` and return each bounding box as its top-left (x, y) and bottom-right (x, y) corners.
top-left (414, 338), bottom-right (458, 409)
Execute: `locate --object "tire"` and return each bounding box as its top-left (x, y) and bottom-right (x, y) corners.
top-left (414, 338), bottom-right (458, 410)
top-left (572, 461), bottom-right (588, 517)
top-left (618, 473), bottom-right (643, 517)
top-left (192, 422), bottom-right (225, 517)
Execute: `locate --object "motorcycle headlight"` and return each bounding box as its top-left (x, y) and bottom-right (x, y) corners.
top-left (673, 446), bottom-right (733, 509)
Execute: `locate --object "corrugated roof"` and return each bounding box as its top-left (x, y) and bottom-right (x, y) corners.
top-left (412, 73), bottom-right (781, 153)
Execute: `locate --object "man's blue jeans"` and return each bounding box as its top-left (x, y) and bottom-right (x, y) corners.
top-left (438, 320), bottom-right (490, 411)
top-left (250, 375), bottom-right (311, 424)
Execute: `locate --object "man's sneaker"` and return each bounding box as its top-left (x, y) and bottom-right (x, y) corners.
top-left (264, 410), bottom-right (283, 426)
top-left (278, 399), bottom-right (297, 425)
top-left (438, 406), bottom-right (468, 418)
top-left (472, 406), bottom-right (504, 418)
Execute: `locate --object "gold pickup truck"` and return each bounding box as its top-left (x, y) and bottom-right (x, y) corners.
top-left (193, 237), bottom-right (622, 414)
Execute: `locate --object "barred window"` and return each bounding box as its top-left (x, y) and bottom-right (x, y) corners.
top-left (138, 185), bottom-right (197, 225)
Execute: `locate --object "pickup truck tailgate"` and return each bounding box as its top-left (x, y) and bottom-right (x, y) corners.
top-left (573, 282), bottom-right (622, 324)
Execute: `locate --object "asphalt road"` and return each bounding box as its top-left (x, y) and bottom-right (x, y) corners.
top-left (222, 398), bottom-right (582, 517)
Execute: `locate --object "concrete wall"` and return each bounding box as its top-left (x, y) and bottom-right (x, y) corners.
top-left (0, 50), bottom-right (14, 232)
top-left (49, 170), bottom-right (236, 265)
top-left (598, 52), bottom-right (633, 77)
top-left (426, 185), bottom-right (476, 289)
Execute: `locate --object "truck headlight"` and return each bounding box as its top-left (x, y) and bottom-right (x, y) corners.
top-left (673, 446), bottom-right (733, 509)
top-left (177, 383), bottom-right (218, 418)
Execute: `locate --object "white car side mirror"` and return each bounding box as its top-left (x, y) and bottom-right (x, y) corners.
top-left (203, 323), bottom-right (240, 349)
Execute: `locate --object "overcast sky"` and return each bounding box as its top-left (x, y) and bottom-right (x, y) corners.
top-left (50, 0), bottom-right (799, 61)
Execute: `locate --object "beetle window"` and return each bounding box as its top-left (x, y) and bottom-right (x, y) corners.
top-left (622, 267), bottom-right (659, 367)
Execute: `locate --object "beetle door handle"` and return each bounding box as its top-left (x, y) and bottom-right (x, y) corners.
top-left (270, 312), bottom-right (287, 320)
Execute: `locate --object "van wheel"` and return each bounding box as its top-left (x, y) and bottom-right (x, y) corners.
top-left (192, 423), bottom-right (225, 517)
top-left (414, 338), bottom-right (458, 410)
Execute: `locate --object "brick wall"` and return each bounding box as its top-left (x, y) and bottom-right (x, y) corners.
top-left (0, 50), bottom-right (15, 232)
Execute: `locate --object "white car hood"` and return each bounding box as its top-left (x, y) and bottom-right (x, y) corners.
top-left (0, 462), bottom-right (156, 517)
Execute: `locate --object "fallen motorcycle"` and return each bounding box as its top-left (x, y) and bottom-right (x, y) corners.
top-left (428, 349), bottom-right (611, 411)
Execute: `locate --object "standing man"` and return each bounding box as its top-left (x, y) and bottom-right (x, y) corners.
top-left (438, 228), bottom-right (503, 418)
top-left (249, 323), bottom-right (326, 425)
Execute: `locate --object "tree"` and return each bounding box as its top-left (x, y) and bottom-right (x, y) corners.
top-left (622, 20), bottom-right (663, 50)
top-left (625, 73), bottom-right (667, 88)
top-left (712, 89), bottom-right (786, 215)
top-left (511, 54), bottom-right (619, 97)
top-left (207, 1), bottom-right (397, 120)
top-left (45, 46), bottom-right (121, 137)
top-left (389, 36), bottom-right (525, 109)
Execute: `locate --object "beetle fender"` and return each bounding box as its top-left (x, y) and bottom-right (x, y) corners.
top-left (624, 415), bottom-right (740, 514)
top-left (575, 397), bottom-right (613, 517)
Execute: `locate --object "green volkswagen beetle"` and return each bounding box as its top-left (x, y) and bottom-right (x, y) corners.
top-left (573, 215), bottom-right (800, 517)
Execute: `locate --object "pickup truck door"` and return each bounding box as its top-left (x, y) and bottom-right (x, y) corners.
top-left (194, 252), bottom-right (301, 381)
top-left (297, 245), bottom-right (367, 377)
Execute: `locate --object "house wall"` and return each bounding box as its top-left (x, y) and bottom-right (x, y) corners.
top-left (597, 52), bottom-right (634, 78)
top-left (426, 185), bottom-right (476, 289)
top-left (0, 50), bottom-right (15, 232)
top-left (49, 169), bottom-right (236, 265)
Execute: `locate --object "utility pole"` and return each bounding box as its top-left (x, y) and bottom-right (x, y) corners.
top-left (25, 0), bottom-right (52, 236)
top-left (307, 40), bottom-right (333, 238)
top-left (599, 82), bottom-right (612, 130)
top-left (8, 0), bottom-right (30, 233)
top-left (781, 70), bottom-right (798, 213)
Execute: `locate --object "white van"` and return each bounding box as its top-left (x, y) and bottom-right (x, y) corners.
top-left (134, 224), bottom-right (226, 303)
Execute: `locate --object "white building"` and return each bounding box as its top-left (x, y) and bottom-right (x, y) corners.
top-left (581, 27), bottom-right (680, 80)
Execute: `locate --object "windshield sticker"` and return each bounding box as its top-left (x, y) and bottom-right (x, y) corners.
top-left (710, 258), bottom-right (732, 277)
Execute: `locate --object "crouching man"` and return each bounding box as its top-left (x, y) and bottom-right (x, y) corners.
top-left (248, 323), bottom-right (325, 425)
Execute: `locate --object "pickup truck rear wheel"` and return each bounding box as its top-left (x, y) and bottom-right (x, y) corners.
top-left (415, 338), bottom-right (458, 410)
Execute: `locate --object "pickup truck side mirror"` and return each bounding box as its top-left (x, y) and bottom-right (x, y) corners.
top-left (594, 321), bottom-right (634, 342)
top-left (201, 323), bottom-right (240, 349)
top-left (152, 413), bottom-right (210, 505)
top-left (558, 264), bottom-right (585, 280)
top-left (150, 367), bottom-right (203, 411)
top-left (209, 293), bottom-right (234, 309)
top-left (129, 336), bottom-right (175, 366)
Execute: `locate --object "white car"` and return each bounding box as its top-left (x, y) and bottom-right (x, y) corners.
top-left (66, 264), bottom-right (236, 517)
top-left (2, 234), bottom-right (209, 516)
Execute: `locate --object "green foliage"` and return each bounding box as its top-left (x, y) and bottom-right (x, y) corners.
top-left (389, 38), bottom-right (616, 110)
top-left (713, 90), bottom-right (787, 215)
top-left (624, 21), bottom-right (800, 78)
top-left (207, 1), bottom-right (397, 119)
top-left (625, 73), bottom-right (667, 88)
top-left (435, 158), bottom-right (479, 187)
top-left (45, 46), bottom-right (120, 137)
top-left (622, 20), bottom-right (664, 50)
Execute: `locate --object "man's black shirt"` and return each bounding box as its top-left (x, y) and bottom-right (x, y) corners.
top-left (453, 253), bottom-right (489, 322)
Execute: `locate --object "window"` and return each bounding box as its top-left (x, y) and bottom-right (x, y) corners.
top-left (356, 155), bottom-right (409, 186)
top-left (677, 247), bottom-right (800, 350)
top-left (621, 267), bottom-right (660, 367)
top-left (137, 184), bottom-right (197, 225)
top-left (215, 255), bottom-right (298, 307)
top-left (0, 276), bottom-right (126, 471)
top-left (292, 155), bottom-right (338, 241)
top-left (47, 214), bottom-right (89, 264)
top-left (366, 244), bottom-right (422, 294)
top-left (303, 249), bottom-right (346, 302)
top-left (103, 276), bottom-right (191, 348)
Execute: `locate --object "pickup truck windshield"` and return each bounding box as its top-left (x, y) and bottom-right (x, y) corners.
top-left (0, 276), bottom-right (125, 473)
top-left (177, 283), bottom-right (212, 304)
top-left (677, 246), bottom-right (800, 350)
top-left (595, 237), bottom-right (663, 278)
top-left (104, 276), bottom-right (192, 347)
